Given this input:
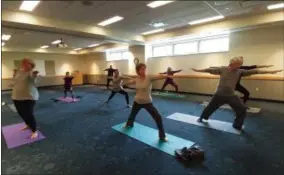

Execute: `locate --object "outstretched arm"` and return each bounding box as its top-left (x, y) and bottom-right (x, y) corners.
top-left (241, 69), bottom-right (283, 77)
top-left (172, 69), bottom-right (182, 74)
top-left (192, 68), bottom-right (221, 75)
top-left (159, 72), bottom-right (167, 74)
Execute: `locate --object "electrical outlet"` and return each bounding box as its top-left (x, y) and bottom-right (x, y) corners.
top-left (256, 88), bottom-right (259, 91)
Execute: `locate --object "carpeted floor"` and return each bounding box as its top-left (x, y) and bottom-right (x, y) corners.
top-left (1, 85), bottom-right (284, 175)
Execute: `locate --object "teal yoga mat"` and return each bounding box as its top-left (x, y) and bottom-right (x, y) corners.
top-left (152, 92), bottom-right (186, 98)
top-left (112, 122), bottom-right (195, 156)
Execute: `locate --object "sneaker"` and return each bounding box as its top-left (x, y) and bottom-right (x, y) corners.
top-left (159, 137), bottom-right (168, 142)
top-left (123, 124), bottom-right (133, 129)
top-left (126, 105), bottom-right (132, 108)
top-left (232, 124), bottom-right (242, 130)
top-left (197, 118), bottom-right (208, 123)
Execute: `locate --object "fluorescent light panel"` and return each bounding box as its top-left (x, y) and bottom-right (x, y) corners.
top-left (267, 3), bottom-right (284, 10)
top-left (189, 15), bottom-right (224, 25)
top-left (74, 48), bottom-right (82, 51)
top-left (147, 1), bottom-right (174, 8)
top-left (40, 45), bottom-right (49, 49)
top-left (142, 29), bottom-right (164, 35)
top-left (51, 40), bottom-right (61, 44)
top-left (2, 34), bottom-right (11, 41)
top-left (88, 44), bottom-right (99, 48)
top-left (98, 16), bottom-right (124, 26)
top-left (19, 1), bottom-right (40, 11)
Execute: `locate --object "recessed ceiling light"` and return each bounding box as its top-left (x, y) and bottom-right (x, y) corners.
top-left (19, 1), bottom-right (40, 12)
top-left (40, 45), bottom-right (49, 49)
top-left (214, 1), bottom-right (228, 6)
top-left (267, 3), bottom-right (284, 10)
top-left (142, 29), bottom-right (165, 35)
top-left (88, 44), bottom-right (99, 48)
top-left (2, 34), bottom-right (11, 41)
top-left (98, 16), bottom-right (124, 26)
top-left (2, 43), bottom-right (5, 46)
top-left (52, 40), bottom-right (61, 44)
top-left (189, 15), bottom-right (224, 25)
top-left (147, 1), bottom-right (174, 8)
top-left (151, 22), bottom-right (167, 28)
top-left (74, 48), bottom-right (82, 51)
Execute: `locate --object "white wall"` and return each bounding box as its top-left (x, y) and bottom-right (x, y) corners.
top-left (83, 24), bottom-right (284, 77)
top-left (1, 52), bottom-right (83, 78)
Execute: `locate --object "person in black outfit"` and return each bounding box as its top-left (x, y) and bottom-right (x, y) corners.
top-left (104, 65), bottom-right (116, 89)
top-left (63, 72), bottom-right (74, 99)
top-left (211, 56), bottom-right (273, 104)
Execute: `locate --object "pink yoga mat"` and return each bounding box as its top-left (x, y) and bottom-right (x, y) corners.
top-left (2, 123), bottom-right (46, 149)
top-left (57, 97), bottom-right (80, 103)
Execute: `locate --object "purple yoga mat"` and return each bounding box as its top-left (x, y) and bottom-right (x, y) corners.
top-left (2, 123), bottom-right (46, 149)
top-left (57, 97), bottom-right (80, 103)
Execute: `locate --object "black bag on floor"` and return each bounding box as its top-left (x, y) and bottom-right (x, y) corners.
top-left (175, 145), bottom-right (205, 162)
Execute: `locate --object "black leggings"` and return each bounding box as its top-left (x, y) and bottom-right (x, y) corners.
top-left (64, 87), bottom-right (74, 98)
top-left (106, 78), bottom-right (113, 89)
top-left (107, 90), bottom-right (129, 105)
top-left (235, 84), bottom-right (250, 104)
top-left (126, 102), bottom-right (166, 139)
top-left (13, 100), bottom-right (37, 132)
top-left (161, 79), bottom-right (178, 92)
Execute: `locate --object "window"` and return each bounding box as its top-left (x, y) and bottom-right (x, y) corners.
top-left (146, 33), bottom-right (230, 58)
top-left (106, 47), bottom-right (129, 61)
top-left (199, 37), bottom-right (229, 53)
top-left (152, 45), bottom-right (172, 57)
top-left (174, 42), bottom-right (198, 55)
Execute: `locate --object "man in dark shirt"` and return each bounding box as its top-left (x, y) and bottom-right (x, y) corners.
top-left (159, 67), bottom-right (182, 93)
top-left (104, 65), bottom-right (116, 89)
top-left (63, 72), bottom-right (74, 99)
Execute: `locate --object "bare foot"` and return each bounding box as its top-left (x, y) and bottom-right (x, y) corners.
top-left (20, 125), bottom-right (30, 131)
top-left (30, 131), bottom-right (38, 140)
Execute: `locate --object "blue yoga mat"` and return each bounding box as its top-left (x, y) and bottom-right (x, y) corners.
top-left (112, 122), bottom-right (195, 156)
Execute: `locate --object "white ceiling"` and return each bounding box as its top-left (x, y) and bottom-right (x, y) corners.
top-left (1, 0), bottom-right (282, 53)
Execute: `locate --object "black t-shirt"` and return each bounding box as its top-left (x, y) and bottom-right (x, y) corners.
top-left (105, 68), bottom-right (116, 76)
top-left (236, 65), bottom-right (257, 86)
top-left (64, 76), bottom-right (74, 88)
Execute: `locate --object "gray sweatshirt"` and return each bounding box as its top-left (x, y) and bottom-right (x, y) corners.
top-left (204, 66), bottom-right (261, 96)
top-left (11, 71), bottom-right (39, 101)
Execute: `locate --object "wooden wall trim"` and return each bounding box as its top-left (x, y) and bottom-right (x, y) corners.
top-left (84, 74), bottom-right (284, 81)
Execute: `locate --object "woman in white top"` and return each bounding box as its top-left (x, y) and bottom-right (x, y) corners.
top-left (124, 63), bottom-right (172, 141)
top-left (105, 69), bottom-right (131, 108)
top-left (11, 58), bottom-right (40, 139)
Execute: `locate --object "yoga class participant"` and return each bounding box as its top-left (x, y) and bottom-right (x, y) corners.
top-left (211, 56), bottom-right (273, 104)
top-left (159, 67), bottom-right (182, 93)
top-left (11, 58), bottom-right (40, 139)
top-left (104, 65), bottom-right (116, 89)
top-left (63, 71), bottom-right (74, 99)
top-left (105, 69), bottom-right (132, 108)
top-left (124, 63), bottom-right (175, 141)
top-left (193, 57), bottom-right (282, 130)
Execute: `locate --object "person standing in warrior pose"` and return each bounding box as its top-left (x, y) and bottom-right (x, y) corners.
top-left (63, 72), bottom-right (75, 100)
top-left (159, 67), bottom-right (182, 93)
top-left (211, 56), bottom-right (273, 104)
top-left (193, 57), bottom-right (282, 130)
top-left (105, 69), bottom-right (132, 108)
top-left (124, 63), bottom-right (177, 141)
top-left (104, 65), bottom-right (116, 89)
top-left (11, 58), bottom-right (40, 139)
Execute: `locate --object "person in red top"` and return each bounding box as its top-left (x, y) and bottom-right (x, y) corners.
top-left (63, 72), bottom-right (74, 99)
top-left (159, 67), bottom-right (182, 93)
